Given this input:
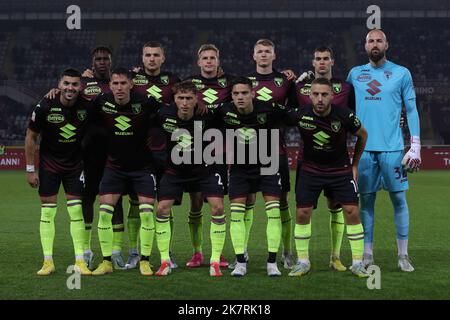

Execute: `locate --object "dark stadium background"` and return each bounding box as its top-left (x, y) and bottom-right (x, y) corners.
top-left (0, 0), bottom-right (449, 302)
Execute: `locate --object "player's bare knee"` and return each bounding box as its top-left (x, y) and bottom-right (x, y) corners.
top-left (157, 203), bottom-right (171, 218)
top-left (296, 207), bottom-right (312, 224)
top-left (343, 205), bottom-right (360, 224)
top-left (210, 202), bottom-right (224, 216)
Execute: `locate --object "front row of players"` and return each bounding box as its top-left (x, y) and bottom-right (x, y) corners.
top-left (26, 68), bottom-right (369, 277)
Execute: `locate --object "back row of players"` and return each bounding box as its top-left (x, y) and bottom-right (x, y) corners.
top-left (26, 31), bottom-right (421, 278)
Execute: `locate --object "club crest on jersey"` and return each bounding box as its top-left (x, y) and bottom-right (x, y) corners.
top-left (332, 83), bottom-right (342, 94)
top-left (132, 103), bottom-right (142, 114)
top-left (384, 71), bottom-right (393, 80)
top-left (331, 121), bottom-right (341, 132)
top-left (160, 75), bottom-right (169, 85)
top-left (77, 110), bottom-right (87, 121)
top-left (257, 113), bottom-right (267, 124)
top-left (300, 84), bottom-right (311, 95)
top-left (274, 77), bottom-right (283, 87)
top-left (218, 78), bottom-right (227, 88)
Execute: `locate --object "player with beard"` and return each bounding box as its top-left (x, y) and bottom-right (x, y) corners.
top-left (347, 29), bottom-right (421, 272)
top-left (295, 46), bottom-right (355, 272)
top-left (26, 68), bottom-right (92, 276)
top-left (285, 78), bottom-right (369, 278)
top-left (44, 47), bottom-right (128, 270)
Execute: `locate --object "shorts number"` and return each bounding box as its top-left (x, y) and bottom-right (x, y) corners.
top-left (277, 173), bottom-right (281, 186)
top-left (215, 173), bottom-right (223, 186)
top-left (350, 180), bottom-right (358, 193)
top-left (79, 171), bottom-right (85, 186)
top-left (394, 167), bottom-right (407, 180)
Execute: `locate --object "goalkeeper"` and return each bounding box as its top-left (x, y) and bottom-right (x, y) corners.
top-left (347, 29), bottom-right (421, 272)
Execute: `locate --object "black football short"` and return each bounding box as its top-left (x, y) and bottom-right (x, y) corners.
top-left (296, 169), bottom-right (358, 208)
top-left (99, 167), bottom-right (156, 198)
top-left (152, 150), bottom-right (168, 183)
top-left (278, 154), bottom-right (291, 192)
top-left (38, 167), bottom-right (84, 197)
top-left (228, 169), bottom-right (282, 200)
top-left (158, 172), bottom-right (224, 203)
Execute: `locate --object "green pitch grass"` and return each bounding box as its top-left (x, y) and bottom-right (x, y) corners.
top-left (0, 170), bottom-right (449, 300)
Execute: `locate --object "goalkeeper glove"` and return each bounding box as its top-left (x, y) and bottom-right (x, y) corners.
top-left (402, 136), bottom-right (421, 172)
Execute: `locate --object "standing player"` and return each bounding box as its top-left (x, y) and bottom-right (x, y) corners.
top-left (287, 78), bottom-right (369, 277)
top-left (90, 68), bottom-right (161, 276)
top-left (126, 41), bottom-right (180, 269)
top-left (44, 47), bottom-right (127, 270)
top-left (295, 46), bottom-right (355, 272)
top-left (238, 39), bottom-right (297, 270)
top-left (347, 29), bottom-right (421, 272)
top-left (154, 81), bottom-right (226, 277)
top-left (215, 77), bottom-right (287, 277)
top-left (183, 44), bottom-right (233, 268)
top-left (82, 47), bottom-right (128, 270)
top-left (25, 68), bottom-right (91, 276)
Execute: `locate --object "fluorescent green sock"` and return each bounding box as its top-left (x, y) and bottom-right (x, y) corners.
top-left (230, 203), bottom-right (246, 255)
top-left (139, 203), bottom-right (155, 257)
top-left (265, 201), bottom-right (282, 253)
top-left (244, 204), bottom-right (254, 250)
top-left (127, 200), bottom-right (140, 251)
top-left (346, 224), bottom-right (365, 263)
top-left (188, 210), bottom-right (203, 253)
top-left (98, 204), bottom-right (114, 257)
top-left (210, 214), bottom-right (226, 263)
top-left (40, 203), bottom-right (57, 257)
top-left (169, 209), bottom-right (174, 251)
top-left (112, 223), bottom-right (124, 253)
top-left (295, 223), bottom-right (311, 260)
top-left (280, 205), bottom-right (292, 253)
top-left (155, 215), bottom-right (171, 261)
top-left (67, 199), bottom-right (85, 258)
top-left (330, 208), bottom-right (345, 258)
top-left (83, 223), bottom-right (92, 252)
